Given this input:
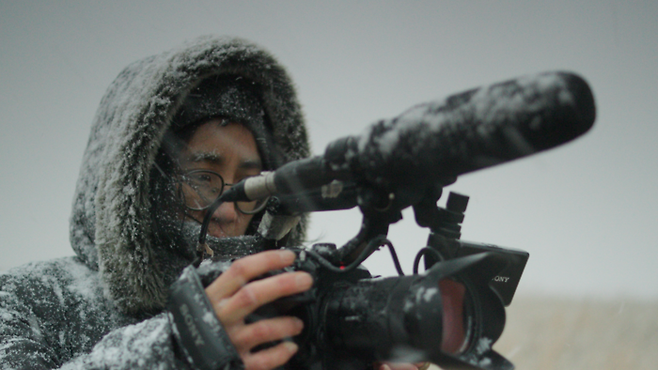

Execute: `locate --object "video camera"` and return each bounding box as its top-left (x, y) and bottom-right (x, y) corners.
top-left (250, 191), bottom-right (530, 370)
top-left (169, 71), bottom-right (596, 370)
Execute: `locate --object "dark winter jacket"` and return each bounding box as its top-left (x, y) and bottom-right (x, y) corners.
top-left (0, 36), bottom-right (309, 369)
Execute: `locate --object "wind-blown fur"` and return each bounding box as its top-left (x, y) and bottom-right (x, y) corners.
top-left (70, 36), bottom-right (310, 315)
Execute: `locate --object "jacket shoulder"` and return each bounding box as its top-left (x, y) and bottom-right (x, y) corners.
top-left (1, 257), bottom-right (129, 365)
top-left (1, 256), bottom-right (105, 308)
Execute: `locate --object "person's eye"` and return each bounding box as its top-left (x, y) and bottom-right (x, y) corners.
top-left (197, 174), bottom-right (212, 182)
top-left (186, 173), bottom-right (211, 183)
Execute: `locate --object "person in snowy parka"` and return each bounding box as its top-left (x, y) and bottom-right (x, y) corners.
top-left (0, 35), bottom-right (426, 370)
top-left (0, 36), bottom-right (318, 370)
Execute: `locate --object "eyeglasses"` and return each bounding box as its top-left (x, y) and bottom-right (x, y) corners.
top-left (179, 169), bottom-right (267, 214)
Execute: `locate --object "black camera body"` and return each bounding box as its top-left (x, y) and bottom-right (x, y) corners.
top-left (244, 191), bottom-right (529, 370)
top-left (274, 244), bottom-right (527, 369)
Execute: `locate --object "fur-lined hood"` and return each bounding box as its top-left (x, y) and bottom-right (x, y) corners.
top-left (69, 36), bottom-right (309, 315)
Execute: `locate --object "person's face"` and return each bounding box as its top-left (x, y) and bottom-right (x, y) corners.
top-left (177, 120), bottom-right (262, 238)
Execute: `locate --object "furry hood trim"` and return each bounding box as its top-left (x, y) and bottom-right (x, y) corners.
top-left (69, 36), bottom-right (310, 315)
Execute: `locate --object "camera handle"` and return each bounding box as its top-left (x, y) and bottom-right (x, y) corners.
top-left (313, 187), bottom-right (470, 272)
top-left (310, 185), bottom-right (404, 266)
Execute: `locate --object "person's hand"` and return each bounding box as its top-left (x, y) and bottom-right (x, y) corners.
top-left (205, 250), bottom-right (313, 370)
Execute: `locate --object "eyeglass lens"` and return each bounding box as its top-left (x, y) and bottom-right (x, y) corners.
top-left (181, 170), bottom-right (266, 214)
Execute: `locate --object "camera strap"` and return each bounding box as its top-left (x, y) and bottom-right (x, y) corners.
top-left (168, 265), bottom-right (244, 370)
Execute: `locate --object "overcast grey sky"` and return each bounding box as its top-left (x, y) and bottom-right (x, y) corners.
top-left (1, 1), bottom-right (656, 300)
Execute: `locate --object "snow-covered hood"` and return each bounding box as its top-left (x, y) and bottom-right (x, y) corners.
top-left (69, 36), bottom-right (309, 315)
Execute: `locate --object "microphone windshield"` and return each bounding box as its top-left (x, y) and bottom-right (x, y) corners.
top-left (344, 71), bottom-right (595, 195)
